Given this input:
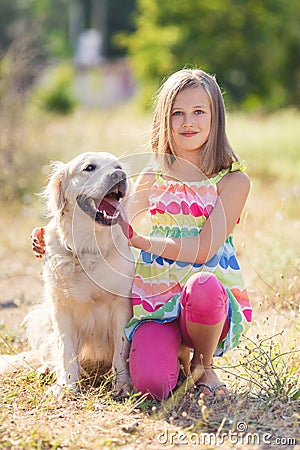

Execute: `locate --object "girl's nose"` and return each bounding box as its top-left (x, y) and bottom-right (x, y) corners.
top-left (183, 114), bottom-right (194, 126)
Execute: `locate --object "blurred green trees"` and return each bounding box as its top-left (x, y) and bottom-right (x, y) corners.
top-left (0, 0), bottom-right (71, 58)
top-left (0, 0), bottom-right (136, 59)
top-left (120, 0), bottom-right (300, 110)
top-left (33, 63), bottom-right (78, 114)
top-left (1, 0), bottom-right (299, 110)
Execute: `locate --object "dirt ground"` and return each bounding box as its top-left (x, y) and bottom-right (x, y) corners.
top-left (0, 251), bottom-right (42, 332)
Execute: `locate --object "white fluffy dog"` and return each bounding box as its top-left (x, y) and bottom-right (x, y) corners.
top-left (0, 152), bottom-right (134, 396)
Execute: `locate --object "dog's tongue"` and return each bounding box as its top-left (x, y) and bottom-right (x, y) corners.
top-left (97, 197), bottom-right (119, 217)
top-left (97, 197), bottom-right (133, 238)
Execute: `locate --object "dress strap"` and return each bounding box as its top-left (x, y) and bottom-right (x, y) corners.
top-left (155, 170), bottom-right (163, 184)
top-left (230, 160), bottom-right (247, 172)
top-left (212, 160), bottom-right (247, 183)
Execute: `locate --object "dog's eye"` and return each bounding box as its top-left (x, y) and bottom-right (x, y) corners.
top-left (83, 164), bottom-right (97, 172)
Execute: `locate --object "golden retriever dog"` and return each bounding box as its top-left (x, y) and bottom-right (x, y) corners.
top-left (0, 152), bottom-right (134, 396)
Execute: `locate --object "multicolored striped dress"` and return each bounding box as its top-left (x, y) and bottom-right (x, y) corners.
top-left (125, 162), bottom-right (252, 356)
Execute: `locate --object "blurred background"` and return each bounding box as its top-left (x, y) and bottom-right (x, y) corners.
top-left (0, 1), bottom-right (299, 344)
top-left (0, 0), bottom-right (300, 198)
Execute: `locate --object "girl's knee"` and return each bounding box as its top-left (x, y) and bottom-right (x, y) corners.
top-left (130, 365), bottom-right (177, 400)
top-left (129, 321), bottom-right (180, 400)
top-left (186, 272), bottom-right (224, 295)
top-left (181, 272), bottom-right (228, 324)
top-left (129, 345), bottom-right (179, 400)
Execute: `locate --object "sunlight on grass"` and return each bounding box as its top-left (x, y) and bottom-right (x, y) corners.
top-left (228, 109), bottom-right (300, 182)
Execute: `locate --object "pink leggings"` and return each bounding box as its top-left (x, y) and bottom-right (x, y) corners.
top-left (129, 272), bottom-right (229, 400)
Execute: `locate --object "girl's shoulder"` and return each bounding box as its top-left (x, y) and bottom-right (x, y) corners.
top-left (133, 170), bottom-right (156, 192)
top-left (218, 163), bottom-right (250, 195)
top-left (213, 160), bottom-right (247, 182)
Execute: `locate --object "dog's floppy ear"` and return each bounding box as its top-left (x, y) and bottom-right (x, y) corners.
top-left (43, 161), bottom-right (69, 215)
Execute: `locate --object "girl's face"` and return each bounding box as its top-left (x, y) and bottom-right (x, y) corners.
top-left (170, 86), bottom-right (211, 161)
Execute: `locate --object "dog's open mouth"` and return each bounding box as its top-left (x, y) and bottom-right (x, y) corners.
top-left (95, 187), bottom-right (123, 225)
top-left (77, 180), bottom-right (126, 226)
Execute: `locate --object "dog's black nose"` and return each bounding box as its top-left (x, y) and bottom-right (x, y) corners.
top-left (110, 169), bottom-right (126, 184)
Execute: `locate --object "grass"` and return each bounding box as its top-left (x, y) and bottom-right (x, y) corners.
top-left (0, 104), bottom-right (299, 449)
top-left (228, 108), bottom-right (300, 183)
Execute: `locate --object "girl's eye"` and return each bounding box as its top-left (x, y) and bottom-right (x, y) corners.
top-left (83, 163), bottom-right (97, 172)
top-left (195, 109), bottom-right (204, 115)
top-left (172, 111), bottom-right (182, 116)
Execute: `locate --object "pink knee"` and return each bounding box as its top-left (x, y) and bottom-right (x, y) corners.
top-left (180, 272), bottom-right (228, 325)
top-left (129, 321), bottom-right (180, 400)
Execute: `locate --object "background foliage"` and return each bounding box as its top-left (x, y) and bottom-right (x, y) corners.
top-left (1, 1), bottom-right (300, 110)
top-left (0, 0), bottom-right (71, 57)
top-left (0, 0), bottom-right (136, 59)
top-left (119, 0), bottom-right (300, 110)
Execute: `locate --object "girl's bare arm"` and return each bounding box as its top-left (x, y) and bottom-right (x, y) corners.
top-left (129, 171), bottom-right (250, 264)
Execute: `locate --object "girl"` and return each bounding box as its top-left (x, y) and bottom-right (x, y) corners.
top-left (32, 68), bottom-right (252, 401)
top-left (121, 68), bottom-right (252, 400)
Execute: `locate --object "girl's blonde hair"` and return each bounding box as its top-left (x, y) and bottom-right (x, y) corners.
top-left (151, 68), bottom-right (239, 175)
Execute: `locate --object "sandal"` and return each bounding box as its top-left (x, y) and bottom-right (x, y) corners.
top-left (196, 381), bottom-right (230, 398)
top-left (194, 364), bottom-right (230, 398)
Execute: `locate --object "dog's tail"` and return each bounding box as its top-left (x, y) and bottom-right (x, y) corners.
top-left (0, 303), bottom-right (52, 376)
top-left (0, 351), bottom-right (43, 374)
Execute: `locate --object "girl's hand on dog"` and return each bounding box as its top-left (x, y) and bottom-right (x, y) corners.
top-left (31, 227), bottom-right (46, 258)
top-left (118, 206), bottom-right (153, 251)
top-left (118, 206), bottom-right (135, 241)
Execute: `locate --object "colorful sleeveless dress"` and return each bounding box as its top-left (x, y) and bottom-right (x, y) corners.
top-left (125, 162), bottom-right (252, 356)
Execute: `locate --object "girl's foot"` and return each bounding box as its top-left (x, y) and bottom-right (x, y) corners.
top-left (192, 364), bottom-right (230, 398)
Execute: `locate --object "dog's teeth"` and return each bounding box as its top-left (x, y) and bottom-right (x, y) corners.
top-left (103, 210), bottom-right (107, 219)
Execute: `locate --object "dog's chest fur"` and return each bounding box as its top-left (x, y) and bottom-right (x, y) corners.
top-left (44, 220), bottom-right (134, 304)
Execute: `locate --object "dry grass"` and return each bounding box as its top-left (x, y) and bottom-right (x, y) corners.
top-left (0, 105), bottom-right (299, 449)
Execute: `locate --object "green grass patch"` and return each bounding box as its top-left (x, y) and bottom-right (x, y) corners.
top-left (228, 109), bottom-right (300, 182)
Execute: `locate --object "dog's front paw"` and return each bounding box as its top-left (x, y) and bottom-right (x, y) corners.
top-left (46, 381), bottom-right (79, 398)
top-left (46, 383), bottom-right (67, 398)
top-left (113, 382), bottom-right (132, 398)
top-left (113, 375), bottom-right (132, 398)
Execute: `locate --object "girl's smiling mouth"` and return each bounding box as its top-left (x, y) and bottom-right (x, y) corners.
top-left (180, 131), bottom-right (198, 137)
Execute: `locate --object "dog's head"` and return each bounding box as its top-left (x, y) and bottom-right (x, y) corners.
top-left (44, 152), bottom-right (129, 226)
